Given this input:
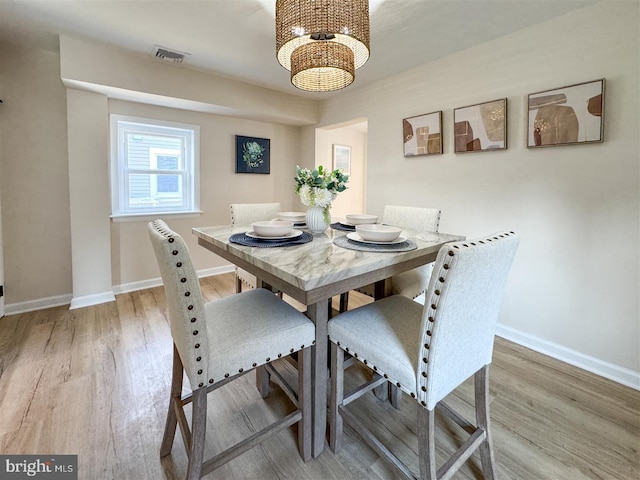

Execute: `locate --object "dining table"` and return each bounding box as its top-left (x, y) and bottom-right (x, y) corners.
top-left (192, 222), bottom-right (464, 458)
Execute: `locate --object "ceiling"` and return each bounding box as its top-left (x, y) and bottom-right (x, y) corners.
top-left (0, 0), bottom-right (599, 98)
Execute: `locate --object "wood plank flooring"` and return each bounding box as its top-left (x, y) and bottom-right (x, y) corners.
top-left (0, 273), bottom-right (638, 479)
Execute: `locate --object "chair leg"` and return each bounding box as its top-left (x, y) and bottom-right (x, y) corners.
top-left (235, 275), bottom-right (242, 294)
top-left (373, 381), bottom-right (389, 401)
top-left (339, 292), bottom-right (349, 312)
top-left (417, 406), bottom-right (437, 480)
top-left (329, 341), bottom-right (345, 452)
top-left (160, 344), bottom-right (183, 457)
top-left (388, 383), bottom-right (401, 407)
top-left (298, 346), bottom-right (312, 461)
top-left (475, 365), bottom-right (497, 480)
top-left (185, 387), bottom-right (207, 480)
top-left (255, 365), bottom-right (270, 398)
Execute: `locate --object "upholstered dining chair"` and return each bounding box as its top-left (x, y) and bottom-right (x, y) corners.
top-left (339, 205), bottom-right (441, 311)
top-left (148, 219), bottom-right (314, 480)
top-left (230, 202), bottom-right (282, 293)
top-left (329, 231), bottom-right (519, 480)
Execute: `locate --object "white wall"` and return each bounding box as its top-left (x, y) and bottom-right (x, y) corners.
top-left (0, 42), bottom-right (73, 308)
top-left (59, 35), bottom-right (319, 127)
top-left (316, 124), bottom-right (367, 219)
top-left (317, 1), bottom-right (640, 382)
top-left (66, 88), bottom-right (115, 309)
top-left (108, 99), bottom-right (304, 289)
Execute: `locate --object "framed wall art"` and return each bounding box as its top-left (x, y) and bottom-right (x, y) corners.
top-left (235, 135), bottom-right (270, 174)
top-left (454, 98), bottom-right (507, 153)
top-left (333, 144), bottom-right (351, 174)
top-left (527, 78), bottom-right (605, 148)
top-left (403, 111), bottom-right (443, 157)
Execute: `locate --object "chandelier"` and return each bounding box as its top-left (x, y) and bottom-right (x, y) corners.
top-left (275, 0), bottom-right (370, 92)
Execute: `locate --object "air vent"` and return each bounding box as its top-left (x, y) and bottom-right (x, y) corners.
top-left (152, 45), bottom-right (190, 64)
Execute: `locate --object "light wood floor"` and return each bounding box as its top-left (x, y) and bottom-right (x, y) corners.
top-left (0, 273), bottom-right (638, 479)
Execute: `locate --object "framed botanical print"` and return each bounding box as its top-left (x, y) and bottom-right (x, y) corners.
top-left (235, 135), bottom-right (270, 174)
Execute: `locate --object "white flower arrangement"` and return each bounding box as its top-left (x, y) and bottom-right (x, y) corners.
top-left (294, 165), bottom-right (349, 222)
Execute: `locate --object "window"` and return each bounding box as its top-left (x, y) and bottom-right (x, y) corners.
top-left (110, 115), bottom-right (200, 218)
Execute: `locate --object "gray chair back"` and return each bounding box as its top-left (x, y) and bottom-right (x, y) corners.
top-left (148, 219), bottom-right (210, 389)
top-left (383, 205), bottom-right (440, 233)
top-left (418, 232), bottom-right (519, 409)
top-left (230, 202), bottom-right (282, 226)
top-left (229, 202), bottom-right (283, 293)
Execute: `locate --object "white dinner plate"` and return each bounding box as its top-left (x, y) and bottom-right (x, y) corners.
top-left (246, 229), bottom-right (304, 241)
top-left (346, 232), bottom-right (407, 245)
top-left (277, 212), bottom-right (306, 222)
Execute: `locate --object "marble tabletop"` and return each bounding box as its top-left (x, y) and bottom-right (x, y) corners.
top-left (192, 224), bottom-right (462, 304)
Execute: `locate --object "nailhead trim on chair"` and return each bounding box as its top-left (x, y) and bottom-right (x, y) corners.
top-left (211, 341), bottom-right (312, 383)
top-left (158, 216), bottom-right (316, 388)
top-left (152, 220), bottom-right (211, 389)
top-left (331, 231), bottom-right (519, 406)
top-left (330, 335), bottom-right (413, 398)
top-left (416, 231), bottom-right (517, 408)
top-left (421, 248), bottom-right (453, 379)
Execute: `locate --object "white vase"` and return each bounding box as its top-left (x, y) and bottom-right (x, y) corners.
top-left (305, 205), bottom-right (330, 234)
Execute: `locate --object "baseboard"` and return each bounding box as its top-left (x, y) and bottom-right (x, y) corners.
top-left (70, 291), bottom-right (117, 310)
top-left (496, 324), bottom-right (640, 391)
top-left (3, 266), bottom-right (234, 315)
top-left (197, 265), bottom-right (235, 277)
top-left (113, 265), bottom-right (234, 295)
top-left (113, 277), bottom-right (163, 295)
top-left (4, 293), bottom-right (73, 315)
top-left (366, 293), bottom-right (640, 390)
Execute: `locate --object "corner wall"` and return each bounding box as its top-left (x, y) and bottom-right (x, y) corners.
top-left (66, 88), bottom-right (114, 308)
top-left (0, 42), bottom-right (73, 308)
top-left (317, 1), bottom-right (640, 384)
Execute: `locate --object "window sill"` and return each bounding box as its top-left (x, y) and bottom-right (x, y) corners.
top-left (111, 211), bottom-right (204, 223)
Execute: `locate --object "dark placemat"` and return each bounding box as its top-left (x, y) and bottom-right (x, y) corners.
top-left (230, 231), bottom-right (313, 248)
top-left (331, 222), bottom-right (355, 232)
top-left (333, 235), bottom-right (417, 252)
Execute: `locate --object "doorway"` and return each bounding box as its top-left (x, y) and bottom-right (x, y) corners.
top-left (315, 118), bottom-right (368, 219)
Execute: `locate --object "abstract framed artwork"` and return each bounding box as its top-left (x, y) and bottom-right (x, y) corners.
top-left (402, 111), bottom-right (443, 157)
top-left (235, 135), bottom-right (270, 174)
top-left (527, 79), bottom-right (605, 148)
top-left (454, 98), bottom-right (507, 153)
top-left (333, 144), bottom-right (351, 174)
